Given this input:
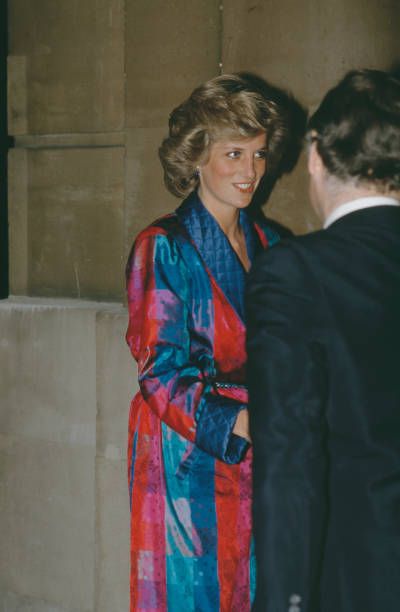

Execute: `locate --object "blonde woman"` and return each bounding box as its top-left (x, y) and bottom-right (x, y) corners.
top-left (126, 73), bottom-right (290, 612)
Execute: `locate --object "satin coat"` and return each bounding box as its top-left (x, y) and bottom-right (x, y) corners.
top-left (126, 193), bottom-right (279, 612)
top-left (247, 205), bottom-right (400, 612)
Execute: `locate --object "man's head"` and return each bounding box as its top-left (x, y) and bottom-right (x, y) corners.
top-left (307, 69), bottom-right (400, 220)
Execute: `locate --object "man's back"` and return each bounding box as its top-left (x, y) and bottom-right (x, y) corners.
top-left (247, 205), bottom-right (400, 611)
top-left (297, 206), bottom-right (400, 609)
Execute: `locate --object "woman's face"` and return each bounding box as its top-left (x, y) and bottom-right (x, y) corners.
top-left (197, 132), bottom-right (267, 217)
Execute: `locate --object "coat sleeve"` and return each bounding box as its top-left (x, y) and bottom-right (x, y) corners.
top-left (246, 242), bottom-right (329, 611)
top-left (126, 228), bottom-right (249, 464)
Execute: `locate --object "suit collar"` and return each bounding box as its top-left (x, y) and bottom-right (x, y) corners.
top-left (326, 203), bottom-right (400, 231)
top-left (324, 196), bottom-right (400, 228)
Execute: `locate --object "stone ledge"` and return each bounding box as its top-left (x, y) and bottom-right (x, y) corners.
top-left (0, 295), bottom-right (126, 312)
top-left (13, 132), bottom-right (126, 149)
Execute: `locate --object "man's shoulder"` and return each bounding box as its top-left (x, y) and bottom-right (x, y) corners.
top-left (254, 229), bottom-right (325, 271)
top-left (247, 232), bottom-right (327, 322)
top-left (252, 214), bottom-right (292, 245)
top-left (248, 228), bottom-right (339, 303)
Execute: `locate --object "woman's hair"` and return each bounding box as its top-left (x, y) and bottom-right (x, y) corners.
top-left (159, 73), bottom-right (290, 198)
top-left (307, 69), bottom-right (400, 192)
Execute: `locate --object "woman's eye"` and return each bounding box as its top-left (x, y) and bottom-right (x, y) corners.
top-left (226, 151), bottom-right (241, 159)
top-left (255, 150), bottom-right (267, 159)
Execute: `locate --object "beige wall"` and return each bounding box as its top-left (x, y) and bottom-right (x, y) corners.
top-left (0, 298), bottom-right (134, 611)
top-left (2, 1), bottom-right (400, 610)
top-left (222, 0), bottom-right (400, 234)
top-left (7, 0), bottom-right (400, 300)
top-left (8, 0), bottom-right (126, 301)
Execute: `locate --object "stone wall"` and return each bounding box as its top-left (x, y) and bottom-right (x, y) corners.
top-left (7, 1), bottom-right (400, 302)
top-left (0, 298), bottom-right (134, 611)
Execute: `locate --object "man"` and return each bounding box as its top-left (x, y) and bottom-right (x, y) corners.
top-left (246, 69), bottom-right (400, 612)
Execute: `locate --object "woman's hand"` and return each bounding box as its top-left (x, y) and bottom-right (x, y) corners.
top-left (233, 409), bottom-right (251, 442)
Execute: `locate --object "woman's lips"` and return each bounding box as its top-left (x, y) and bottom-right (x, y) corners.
top-left (234, 182), bottom-right (256, 194)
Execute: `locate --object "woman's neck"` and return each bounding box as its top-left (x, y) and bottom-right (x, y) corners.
top-left (199, 197), bottom-right (250, 270)
top-left (200, 198), bottom-right (241, 240)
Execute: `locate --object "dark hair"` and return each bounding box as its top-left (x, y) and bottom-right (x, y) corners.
top-left (159, 73), bottom-right (290, 198)
top-left (308, 69), bottom-right (400, 191)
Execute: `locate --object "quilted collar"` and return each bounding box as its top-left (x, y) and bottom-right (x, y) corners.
top-left (176, 191), bottom-right (262, 320)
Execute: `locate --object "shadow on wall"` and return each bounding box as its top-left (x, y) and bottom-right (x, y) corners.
top-left (389, 61), bottom-right (400, 81)
top-left (241, 72), bottom-right (308, 236)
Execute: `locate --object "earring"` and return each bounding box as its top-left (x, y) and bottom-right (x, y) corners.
top-left (195, 166), bottom-right (200, 178)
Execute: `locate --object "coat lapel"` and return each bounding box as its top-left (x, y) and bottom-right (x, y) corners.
top-left (176, 192), bottom-right (264, 322)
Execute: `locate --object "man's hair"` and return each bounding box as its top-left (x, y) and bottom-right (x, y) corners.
top-left (308, 69), bottom-right (400, 192)
top-left (159, 73), bottom-right (290, 198)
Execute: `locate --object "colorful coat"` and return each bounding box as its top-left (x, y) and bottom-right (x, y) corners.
top-left (126, 193), bottom-right (279, 611)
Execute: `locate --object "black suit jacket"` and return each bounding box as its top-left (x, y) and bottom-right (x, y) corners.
top-left (246, 206), bottom-right (400, 612)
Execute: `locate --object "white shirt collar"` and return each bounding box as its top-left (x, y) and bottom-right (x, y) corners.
top-left (323, 196), bottom-right (400, 229)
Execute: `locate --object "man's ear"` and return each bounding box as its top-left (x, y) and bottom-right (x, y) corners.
top-left (308, 140), bottom-right (324, 178)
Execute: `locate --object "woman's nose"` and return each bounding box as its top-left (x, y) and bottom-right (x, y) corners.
top-left (241, 155), bottom-right (256, 179)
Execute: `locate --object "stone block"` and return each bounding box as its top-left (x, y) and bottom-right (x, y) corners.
top-left (126, 0), bottom-right (221, 128)
top-left (124, 127), bottom-right (177, 258)
top-left (0, 589), bottom-right (74, 612)
top-left (8, 147), bottom-right (125, 300)
top-left (7, 56), bottom-right (27, 136)
top-left (8, 0), bottom-right (125, 134)
top-left (0, 301), bottom-right (97, 439)
top-left (222, 0), bottom-right (400, 107)
top-left (8, 148), bottom-right (28, 295)
top-left (0, 298), bottom-right (135, 611)
top-left (0, 300), bottom-right (98, 611)
top-left (95, 457), bottom-right (130, 612)
top-left (94, 304), bottom-right (137, 611)
top-left (0, 438), bottom-right (95, 612)
top-left (94, 310), bottom-right (134, 611)
top-left (96, 309), bottom-right (136, 460)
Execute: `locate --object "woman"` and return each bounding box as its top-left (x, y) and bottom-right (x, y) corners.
top-left (126, 73), bottom-right (289, 611)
